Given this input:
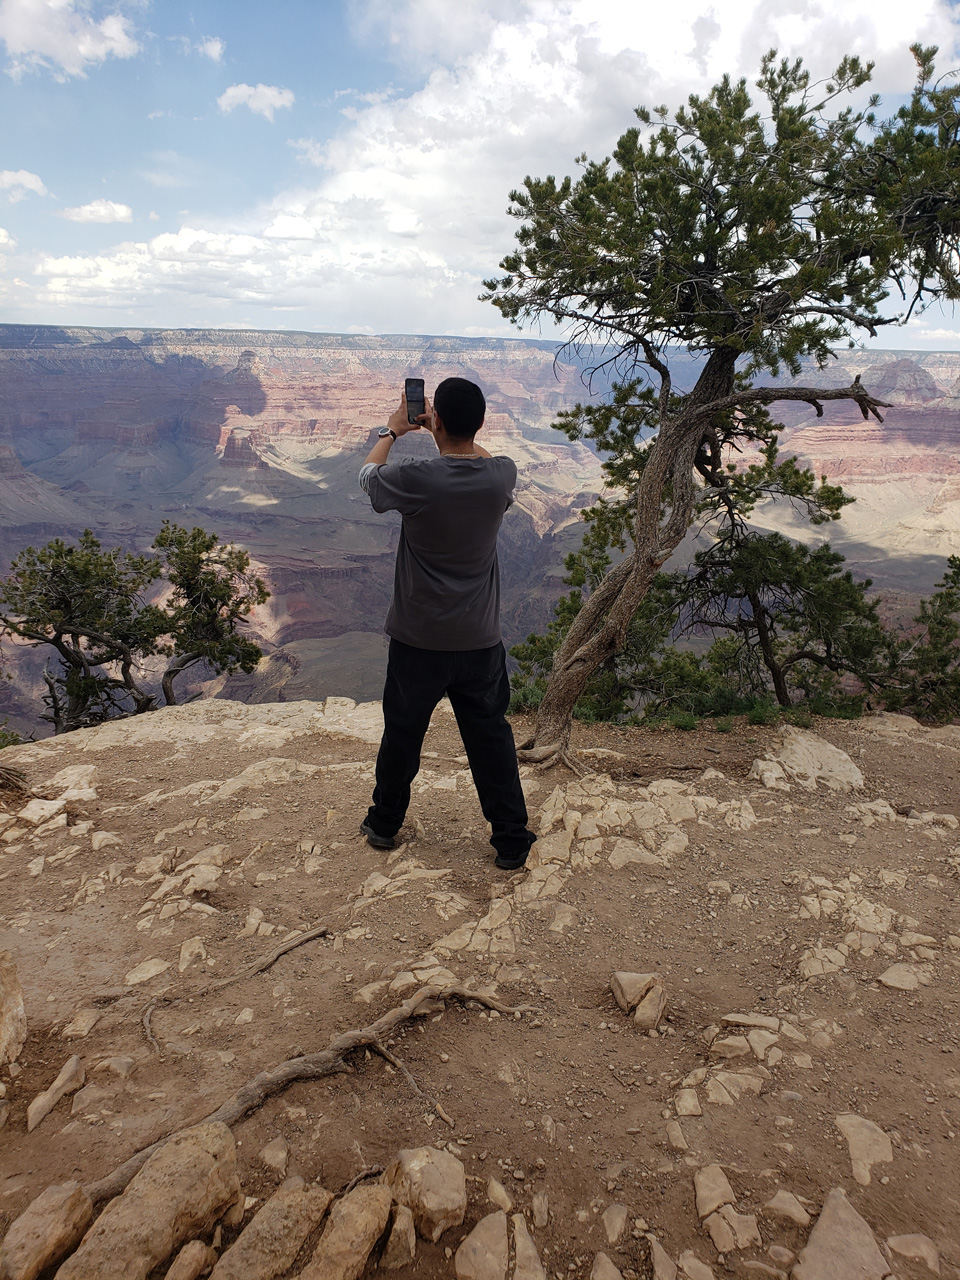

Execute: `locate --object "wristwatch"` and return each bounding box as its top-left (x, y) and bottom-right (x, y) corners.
top-left (378, 427), bottom-right (397, 441)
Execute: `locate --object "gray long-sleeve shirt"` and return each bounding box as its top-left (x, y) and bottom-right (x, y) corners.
top-left (360, 455), bottom-right (516, 650)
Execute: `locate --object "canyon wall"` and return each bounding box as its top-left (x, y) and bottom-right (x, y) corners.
top-left (1, 326), bottom-right (959, 735)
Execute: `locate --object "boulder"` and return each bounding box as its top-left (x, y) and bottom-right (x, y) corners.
top-left (0, 951), bottom-right (26, 1066)
top-left (209, 1178), bottom-right (331, 1280)
top-left (164, 1241), bottom-right (218, 1280)
top-left (762, 728), bottom-right (863, 792)
top-left (378, 1205), bottom-right (416, 1271)
top-left (385, 1146), bottom-right (466, 1242)
top-left (512, 1214), bottom-right (546, 1280)
top-left (54, 1122), bottom-right (240, 1280)
top-left (792, 1188), bottom-right (888, 1280)
top-left (0, 1182), bottom-right (93, 1280)
top-left (455, 1212), bottom-right (508, 1280)
top-left (296, 1183), bottom-right (391, 1280)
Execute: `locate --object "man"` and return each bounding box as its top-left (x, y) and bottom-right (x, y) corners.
top-left (357, 376), bottom-right (536, 870)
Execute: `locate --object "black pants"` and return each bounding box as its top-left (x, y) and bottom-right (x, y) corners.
top-left (366, 639), bottom-right (536, 859)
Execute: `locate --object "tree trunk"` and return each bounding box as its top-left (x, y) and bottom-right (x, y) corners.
top-left (523, 348), bottom-right (739, 762)
top-left (749, 596), bottom-right (791, 706)
top-left (161, 653), bottom-right (201, 706)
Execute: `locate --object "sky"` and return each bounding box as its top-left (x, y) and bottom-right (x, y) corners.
top-left (2, 0), bottom-right (960, 345)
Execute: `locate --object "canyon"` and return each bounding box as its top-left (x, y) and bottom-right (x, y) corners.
top-left (1, 324), bottom-right (959, 736)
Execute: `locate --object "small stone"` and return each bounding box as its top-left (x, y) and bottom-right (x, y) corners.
top-left (125, 957), bottom-right (172, 986)
top-left (379, 1204), bottom-right (417, 1271)
top-left (258, 1136), bottom-right (289, 1176)
top-left (0, 950), bottom-right (27, 1066)
top-left (531, 1191), bottom-right (549, 1229)
top-left (0, 1181), bottom-right (93, 1280)
top-left (761, 1189), bottom-right (810, 1228)
top-left (164, 1239), bottom-right (218, 1280)
top-left (512, 1214), bottom-right (547, 1280)
top-left (835, 1114), bottom-right (893, 1185)
top-left (209, 1179), bottom-right (332, 1280)
top-left (675, 1089), bottom-right (701, 1116)
top-left (386, 1146), bottom-right (467, 1242)
top-left (610, 972), bottom-right (658, 1013)
top-left (455, 1211), bottom-right (508, 1280)
top-left (792, 1187), bottom-right (888, 1280)
top-left (634, 984), bottom-right (666, 1030)
top-left (17, 798), bottom-right (66, 827)
top-left (646, 1234), bottom-right (678, 1280)
top-left (878, 964), bottom-right (921, 991)
top-left (71, 1083), bottom-right (112, 1115)
top-left (179, 937), bottom-right (207, 973)
top-left (590, 1255), bottom-right (623, 1280)
top-left (234, 1008), bottom-right (254, 1025)
top-left (703, 1212), bottom-right (736, 1252)
top-left (91, 830), bottom-right (122, 851)
top-left (298, 1182), bottom-right (392, 1280)
top-left (602, 1203), bottom-right (629, 1245)
top-left (26, 1055), bottom-right (85, 1131)
top-left (62, 1008), bottom-right (100, 1039)
top-left (747, 1029), bottom-right (779, 1060)
top-left (93, 1055), bottom-right (136, 1079)
top-left (486, 1178), bottom-right (512, 1211)
top-left (886, 1233), bottom-right (940, 1274)
top-left (694, 1165), bottom-right (735, 1219)
top-left (768, 1246), bottom-right (795, 1265)
top-left (717, 1204), bottom-right (762, 1249)
top-left (666, 1121), bottom-right (688, 1151)
top-left (709, 1035), bottom-right (750, 1058)
top-left (677, 1251), bottom-right (715, 1280)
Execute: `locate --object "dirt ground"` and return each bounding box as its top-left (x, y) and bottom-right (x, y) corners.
top-left (1, 698), bottom-right (958, 1278)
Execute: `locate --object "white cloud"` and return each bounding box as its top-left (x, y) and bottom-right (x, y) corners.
top-left (60, 198), bottom-right (132, 223)
top-left (0, 167), bottom-right (47, 201)
top-left (0, 226), bottom-right (14, 248)
top-left (0, 0), bottom-right (139, 79)
top-left (14, 0), bottom-right (960, 335)
top-left (197, 36), bottom-right (223, 62)
top-left (216, 82), bottom-right (295, 122)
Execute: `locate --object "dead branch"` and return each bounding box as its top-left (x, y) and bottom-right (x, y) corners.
top-left (86, 983), bottom-right (535, 1204)
top-left (338, 1165), bottom-right (385, 1196)
top-left (0, 765), bottom-right (28, 796)
top-left (140, 924), bottom-right (331, 1055)
top-left (372, 1039), bottom-right (455, 1127)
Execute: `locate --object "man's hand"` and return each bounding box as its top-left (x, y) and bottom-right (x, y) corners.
top-left (388, 392), bottom-right (430, 436)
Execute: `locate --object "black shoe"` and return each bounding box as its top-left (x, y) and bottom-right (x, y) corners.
top-left (494, 849), bottom-right (529, 871)
top-left (360, 820), bottom-right (395, 850)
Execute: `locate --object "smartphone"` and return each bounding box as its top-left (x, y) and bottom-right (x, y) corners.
top-left (405, 377), bottom-right (426, 425)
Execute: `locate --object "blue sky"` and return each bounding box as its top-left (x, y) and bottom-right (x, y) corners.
top-left (2, 0), bottom-right (960, 343)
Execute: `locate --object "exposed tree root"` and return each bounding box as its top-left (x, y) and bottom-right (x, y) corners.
top-left (140, 923), bottom-right (332, 1057)
top-left (86, 983), bottom-right (536, 1204)
top-left (0, 764), bottom-right (28, 796)
top-left (517, 742), bottom-right (587, 776)
top-left (372, 1040), bottom-right (455, 1127)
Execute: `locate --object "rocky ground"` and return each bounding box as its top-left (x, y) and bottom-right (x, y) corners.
top-left (0, 698), bottom-right (958, 1279)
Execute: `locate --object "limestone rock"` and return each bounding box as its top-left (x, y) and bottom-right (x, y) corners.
top-left (209, 1179), bottom-right (332, 1280)
top-left (62, 1009), bottom-right (100, 1039)
top-left (634, 984), bottom-right (666, 1030)
top-left (602, 1204), bottom-right (628, 1246)
top-left (675, 1089), bottom-right (701, 1117)
top-left (761, 1189), bottom-right (810, 1228)
top-left (590, 1255), bottom-right (623, 1280)
top-left (886, 1233), bottom-right (939, 1274)
top-left (0, 951), bottom-right (26, 1066)
top-left (26, 1055), bottom-right (85, 1132)
top-left (703, 1212), bottom-right (735, 1252)
top-left (164, 1240), bottom-right (218, 1280)
top-left (385, 1146), bottom-right (466, 1242)
top-left (646, 1235), bottom-right (678, 1280)
top-left (293, 1182), bottom-right (391, 1280)
top-left (379, 1205), bottom-right (416, 1271)
top-left (512, 1214), bottom-right (546, 1280)
top-left (54, 1122), bottom-right (240, 1280)
top-left (178, 938), bottom-right (207, 973)
top-left (763, 728), bottom-right (863, 792)
top-left (0, 1182), bottom-right (93, 1280)
top-left (531, 1192), bottom-right (549, 1229)
top-left (878, 964), bottom-right (920, 991)
top-left (677, 1252), bottom-right (715, 1280)
top-left (258, 1137), bottom-right (289, 1176)
top-left (610, 972), bottom-right (658, 1013)
top-left (609, 839), bottom-right (663, 870)
top-left (715, 1204), bottom-right (761, 1249)
top-left (455, 1211), bottom-right (508, 1280)
top-left (125, 957), bottom-right (173, 986)
top-left (835, 1114), bottom-right (893, 1185)
top-left (17, 798), bottom-right (66, 827)
top-left (792, 1187), bottom-right (888, 1280)
top-left (486, 1178), bottom-right (512, 1211)
top-left (694, 1165), bottom-right (735, 1219)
